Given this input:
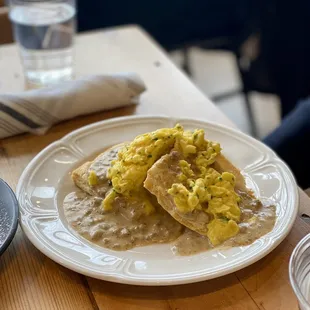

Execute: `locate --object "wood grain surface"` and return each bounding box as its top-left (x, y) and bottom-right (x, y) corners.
top-left (0, 25), bottom-right (309, 310)
top-left (0, 4), bottom-right (13, 45)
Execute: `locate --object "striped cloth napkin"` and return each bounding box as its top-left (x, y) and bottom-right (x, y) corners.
top-left (0, 73), bottom-right (146, 139)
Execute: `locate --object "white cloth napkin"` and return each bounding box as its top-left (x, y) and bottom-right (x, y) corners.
top-left (0, 73), bottom-right (146, 139)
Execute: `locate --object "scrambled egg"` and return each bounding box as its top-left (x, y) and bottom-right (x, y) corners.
top-left (107, 126), bottom-right (182, 195)
top-left (88, 170), bottom-right (98, 186)
top-left (107, 125), bottom-right (221, 196)
top-left (168, 165), bottom-right (241, 245)
top-left (93, 124), bottom-right (241, 245)
top-left (207, 219), bottom-right (239, 245)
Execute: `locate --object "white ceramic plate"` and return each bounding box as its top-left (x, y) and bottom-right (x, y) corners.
top-left (17, 116), bottom-right (298, 285)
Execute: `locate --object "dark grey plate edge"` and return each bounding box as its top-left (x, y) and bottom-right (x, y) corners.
top-left (0, 179), bottom-right (19, 256)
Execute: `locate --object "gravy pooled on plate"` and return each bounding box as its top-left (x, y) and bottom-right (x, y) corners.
top-left (63, 125), bottom-right (276, 255)
top-left (64, 191), bottom-right (183, 251)
top-left (64, 143), bottom-right (183, 251)
top-left (172, 192), bottom-right (276, 255)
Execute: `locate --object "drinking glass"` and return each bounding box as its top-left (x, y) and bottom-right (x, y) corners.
top-left (290, 233), bottom-right (310, 310)
top-left (8, 0), bottom-right (76, 85)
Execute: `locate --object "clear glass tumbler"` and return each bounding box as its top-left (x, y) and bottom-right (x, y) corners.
top-left (290, 233), bottom-right (310, 310)
top-left (8, 0), bottom-right (76, 85)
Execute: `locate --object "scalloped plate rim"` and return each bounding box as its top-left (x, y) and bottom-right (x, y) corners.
top-left (17, 115), bottom-right (299, 285)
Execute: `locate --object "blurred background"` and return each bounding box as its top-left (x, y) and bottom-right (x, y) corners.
top-left (1, 0), bottom-right (310, 139)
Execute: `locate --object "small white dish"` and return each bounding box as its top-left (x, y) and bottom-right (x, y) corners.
top-left (17, 116), bottom-right (298, 285)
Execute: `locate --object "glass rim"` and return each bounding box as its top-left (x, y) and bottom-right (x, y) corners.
top-left (289, 233), bottom-right (310, 309)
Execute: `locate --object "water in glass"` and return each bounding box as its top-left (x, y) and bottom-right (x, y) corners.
top-left (9, 1), bottom-right (76, 85)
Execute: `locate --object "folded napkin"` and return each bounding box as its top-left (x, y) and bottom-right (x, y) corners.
top-left (0, 73), bottom-right (146, 139)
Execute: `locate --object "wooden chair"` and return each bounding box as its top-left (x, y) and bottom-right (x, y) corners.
top-left (0, 0), bottom-right (13, 44)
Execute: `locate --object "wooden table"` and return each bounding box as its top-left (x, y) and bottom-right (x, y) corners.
top-left (0, 25), bottom-right (309, 310)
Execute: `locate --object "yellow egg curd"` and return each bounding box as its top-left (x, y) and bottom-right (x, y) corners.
top-left (168, 164), bottom-right (241, 245)
top-left (98, 124), bottom-right (241, 245)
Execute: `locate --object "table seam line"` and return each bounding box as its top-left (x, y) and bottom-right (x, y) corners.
top-left (234, 273), bottom-right (262, 310)
top-left (80, 275), bottom-right (100, 310)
